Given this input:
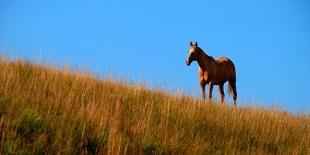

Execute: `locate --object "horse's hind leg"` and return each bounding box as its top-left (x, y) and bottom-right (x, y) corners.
top-left (218, 84), bottom-right (225, 103)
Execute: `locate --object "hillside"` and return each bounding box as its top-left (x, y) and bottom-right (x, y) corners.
top-left (0, 58), bottom-right (309, 154)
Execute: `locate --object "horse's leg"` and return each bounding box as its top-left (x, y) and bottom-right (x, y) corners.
top-left (232, 82), bottom-right (237, 106)
top-left (200, 80), bottom-right (206, 99)
top-left (229, 80), bottom-right (237, 106)
top-left (208, 82), bottom-right (214, 103)
top-left (218, 84), bottom-right (225, 103)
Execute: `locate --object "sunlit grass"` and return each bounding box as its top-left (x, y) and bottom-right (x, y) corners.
top-left (0, 58), bottom-right (309, 154)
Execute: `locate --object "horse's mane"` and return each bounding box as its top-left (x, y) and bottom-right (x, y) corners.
top-left (197, 47), bottom-right (215, 62)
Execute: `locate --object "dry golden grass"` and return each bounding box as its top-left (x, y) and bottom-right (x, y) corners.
top-left (0, 58), bottom-right (309, 154)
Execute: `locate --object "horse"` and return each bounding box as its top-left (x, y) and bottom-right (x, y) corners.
top-left (185, 41), bottom-right (237, 106)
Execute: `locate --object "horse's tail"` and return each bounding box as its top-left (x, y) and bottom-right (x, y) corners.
top-left (228, 82), bottom-right (234, 97)
top-left (227, 60), bottom-right (236, 98)
top-left (226, 59), bottom-right (237, 105)
top-left (228, 76), bottom-right (237, 105)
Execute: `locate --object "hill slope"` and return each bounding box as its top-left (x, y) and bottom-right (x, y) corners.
top-left (0, 58), bottom-right (309, 154)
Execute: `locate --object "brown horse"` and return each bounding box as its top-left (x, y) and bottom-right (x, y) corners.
top-left (186, 41), bottom-right (237, 105)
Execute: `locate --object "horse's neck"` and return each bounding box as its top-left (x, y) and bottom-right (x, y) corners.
top-left (197, 49), bottom-right (214, 71)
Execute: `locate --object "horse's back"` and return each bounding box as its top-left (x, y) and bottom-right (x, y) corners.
top-left (217, 57), bottom-right (232, 63)
top-left (217, 57), bottom-right (235, 69)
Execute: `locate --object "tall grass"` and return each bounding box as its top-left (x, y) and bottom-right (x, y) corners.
top-left (0, 58), bottom-right (309, 154)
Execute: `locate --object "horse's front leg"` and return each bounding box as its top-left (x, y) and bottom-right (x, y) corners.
top-left (208, 82), bottom-right (214, 103)
top-left (200, 80), bottom-right (206, 99)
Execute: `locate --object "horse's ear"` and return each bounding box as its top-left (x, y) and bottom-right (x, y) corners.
top-left (195, 42), bottom-right (198, 46)
top-left (190, 41), bottom-right (193, 46)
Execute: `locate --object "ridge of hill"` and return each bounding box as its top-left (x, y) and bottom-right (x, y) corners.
top-left (0, 58), bottom-right (309, 154)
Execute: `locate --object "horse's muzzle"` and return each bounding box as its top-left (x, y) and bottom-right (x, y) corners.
top-left (186, 60), bottom-right (190, 66)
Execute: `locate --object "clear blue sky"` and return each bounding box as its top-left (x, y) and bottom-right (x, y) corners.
top-left (1, 0), bottom-right (310, 113)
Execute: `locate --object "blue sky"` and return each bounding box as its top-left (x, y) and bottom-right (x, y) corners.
top-left (1, 0), bottom-right (310, 113)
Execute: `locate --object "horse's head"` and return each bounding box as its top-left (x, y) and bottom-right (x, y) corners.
top-left (186, 41), bottom-right (199, 66)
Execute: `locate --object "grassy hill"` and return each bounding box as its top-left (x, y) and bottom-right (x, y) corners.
top-left (0, 58), bottom-right (309, 154)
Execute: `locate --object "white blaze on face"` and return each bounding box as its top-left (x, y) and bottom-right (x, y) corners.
top-left (188, 47), bottom-right (195, 59)
top-left (186, 47), bottom-right (195, 65)
top-left (189, 47), bottom-right (194, 55)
